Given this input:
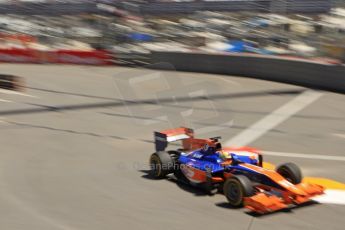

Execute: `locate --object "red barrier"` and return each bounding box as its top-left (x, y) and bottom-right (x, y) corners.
top-left (0, 49), bottom-right (111, 65)
top-left (54, 50), bottom-right (111, 65)
top-left (0, 49), bottom-right (39, 63)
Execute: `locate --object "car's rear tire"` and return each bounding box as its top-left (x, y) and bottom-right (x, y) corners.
top-left (149, 151), bottom-right (176, 179)
top-left (223, 175), bottom-right (254, 207)
top-left (276, 162), bottom-right (302, 184)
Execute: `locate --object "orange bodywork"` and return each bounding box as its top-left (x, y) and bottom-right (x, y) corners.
top-left (242, 164), bottom-right (325, 214)
top-left (182, 138), bottom-right (218, 151)
top-left (161, 127), bottom-right (194, 137)
top-left (244, 193), bottom-right (288, 213)
top-left (244, 183), bottom-right (324, 214)
top-left (160, 127), bottom-right (216, 151)
top-left (181, 165), bottom-right (206, 183)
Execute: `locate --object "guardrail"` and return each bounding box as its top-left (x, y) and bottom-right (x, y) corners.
top-left (150, 52), bottom-right (345, 93)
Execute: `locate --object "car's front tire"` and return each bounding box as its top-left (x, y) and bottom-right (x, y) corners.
top-left (223, 175), bottom-right (254, 207)
top-left (276, 162), bottom-right (302, 184)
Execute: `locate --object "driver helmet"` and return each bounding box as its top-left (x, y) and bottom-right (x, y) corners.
top-left (218, 151), bottom-right (231, 161)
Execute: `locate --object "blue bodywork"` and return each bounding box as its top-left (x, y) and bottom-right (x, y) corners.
top-left (178, 148), bottom-right (259, 173)
top-left (177, 148), bottom-right (278, 187)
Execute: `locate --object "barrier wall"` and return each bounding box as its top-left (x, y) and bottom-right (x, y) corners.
top-left (0, 49), bottom-right (111, 65)
top-left (138, 1), bottom-right (270, 14)
top-left (127, 0), bottom-right (331, 14)
top-left (150, 52), bottom-right (345, 93)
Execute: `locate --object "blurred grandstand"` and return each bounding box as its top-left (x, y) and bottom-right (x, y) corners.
top-left (0, 0), bottom-right (344, 65)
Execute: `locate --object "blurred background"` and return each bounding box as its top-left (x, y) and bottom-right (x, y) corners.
top-left (0, 3), bottom-right (345, 229)
top-left (0, 0), bottom-right (344, 65)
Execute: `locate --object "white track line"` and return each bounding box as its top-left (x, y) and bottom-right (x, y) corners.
top-left (0, 89), bottom-right (37, 98)
top-left (0, 117), bottom-right (7, 123)
top-left (224, 90), bottom-right (323, 147)
top-left (0, 98), bottom-right (12, 102)
top-left (262, 150), bottom-right (345, 161)
top-left (313, 190), bottom-right (345, 205)
top-left (332, 133), bottom-right (345, 139)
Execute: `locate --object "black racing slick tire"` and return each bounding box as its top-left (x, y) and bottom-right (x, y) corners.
top-left (276, 162), bottom-right (302, 184)
top-left (223, 175), bottom-right (255, 207)
top-left (149, 151), bottom-right (175, 179)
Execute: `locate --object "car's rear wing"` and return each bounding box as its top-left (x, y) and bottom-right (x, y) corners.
top-left (154, 127), bottom-right (194, 151)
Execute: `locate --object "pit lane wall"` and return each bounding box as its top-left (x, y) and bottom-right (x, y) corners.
top-left (150, 52), bottom-right (345, 94)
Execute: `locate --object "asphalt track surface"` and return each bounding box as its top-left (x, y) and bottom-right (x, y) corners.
top-left (0, 64), bottom-right (344, 230)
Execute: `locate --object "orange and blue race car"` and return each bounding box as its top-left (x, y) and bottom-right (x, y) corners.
top-left (149, 127), bottom-right (324, 214)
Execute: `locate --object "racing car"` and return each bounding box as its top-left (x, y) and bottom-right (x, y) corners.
top-left (149, 127), bottom-right (324, 214)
